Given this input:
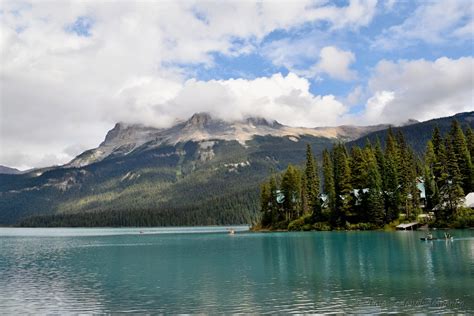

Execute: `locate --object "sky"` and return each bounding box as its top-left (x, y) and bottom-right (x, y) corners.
top-left (0, 0), bottom-right (473, 170)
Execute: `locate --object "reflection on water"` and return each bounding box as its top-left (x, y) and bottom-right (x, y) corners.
top-left (0, 228), bottom-right (472, 313)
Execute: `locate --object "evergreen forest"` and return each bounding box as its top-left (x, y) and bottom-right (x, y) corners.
top-left (258, 121), bottom-right (474, 231)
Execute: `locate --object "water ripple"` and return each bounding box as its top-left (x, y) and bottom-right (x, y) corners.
top-left (0, 228), bottom-right (472, 313)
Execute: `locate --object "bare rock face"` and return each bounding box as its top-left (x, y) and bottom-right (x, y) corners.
top-left (66, 112), bottom-right (388, 168)
top-left (184, 112), bottom-right (214, 128)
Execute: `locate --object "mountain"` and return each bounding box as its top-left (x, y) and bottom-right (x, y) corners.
top-left (0, 113), bottom-right (386, 226)
top-left (1, 112), bottom-right (472, 227)
top-left (348, 111), bottom-right (474, 153)
top-left (66, 113), bottom-right (387, 168)
top-left (0, 165), bottom-right (21, 175)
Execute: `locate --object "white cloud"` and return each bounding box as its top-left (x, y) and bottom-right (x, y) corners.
top-left (363, 91), bottom-right (395, 124)
top-left (373, 0), bottom-right (473, 49)
top-left (155, 73), bottom-right (348, 127)
top-left (360, 57), bottom-right (474, 124)
top-left (0, 71), bottom-right (348, 169)
top-left (261, 36), bottom-right (323, 72)
top-left (262, 42), bottom-right (357, 81)
top-left (306, 0), bottom-right (378, 30)
top-left (310, 46), bottom-right (357, 81)
top-left (1, 0), bottom-right (472, 170)
top-left (344, 85), bottom-right (364, 107)
top-left (0, 0), bottom-right (377, 169)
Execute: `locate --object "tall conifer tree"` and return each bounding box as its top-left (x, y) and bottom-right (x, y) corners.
top-left (281, 165), bottom-right (301, 222)
top-left (465, 126), bottom-right (474, 160)
top-left (374, 138), bottom-right (386, 182)
top-left (322, 149), bottom-right (336, 215)
top-left (384, 130), bottom-right (401, 222)
top-left (449, 120), bottom-right (473, 193)
top-left (439, 138), bottom-right (465, 220)
top-left (269, 176), bottom-right (280, 223)
top-left (350, 146), bottom-right (368, 189)
top-left (304, 144), bottom-right (321, 220)
top-left (332, 144), bottom-right (352, 227)
top-left (260, 182), bottom-right (272, 227)
top-left (364, 147), bottom-right (384, 226)
top-left (423, 141), bottom-right (439, 210)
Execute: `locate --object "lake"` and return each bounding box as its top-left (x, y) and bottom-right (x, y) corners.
top-left (0, 227), bottom-right (472, 313)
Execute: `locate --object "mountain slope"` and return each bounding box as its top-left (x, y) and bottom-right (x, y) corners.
top-left (0, 136), bottom-right (335, 225)
top-left (67, 113), bottom-right (387, 168)
top-left (0, 166), bottom-right (21, 175)
top-left (1, 112), bottom-right (472, 226)
top-left (348, 111), bottom-right (474, 153)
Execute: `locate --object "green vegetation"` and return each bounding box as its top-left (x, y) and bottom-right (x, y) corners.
top-left (5, 135), bottom-right (334, 227)
top-left (259, 120), bottom-right (474, 231)
top-left (2, 112), bottom-right (473, 227)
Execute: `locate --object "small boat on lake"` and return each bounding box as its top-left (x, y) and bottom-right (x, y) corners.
top-left (420, 237), bottom-right (439, 241)
top-left (420, 237), bottom-right (454, 241)
top-left (228, 228), bottom-right (235, 235)
top-left (420, 232), bottom-right (454, 241)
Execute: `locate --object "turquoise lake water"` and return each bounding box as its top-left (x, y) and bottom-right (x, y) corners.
top-left (0, 227), bottom-right (472, 313)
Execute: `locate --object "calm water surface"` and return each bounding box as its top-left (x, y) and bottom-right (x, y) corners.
top-left (0, 227), bottom-right (472, 314)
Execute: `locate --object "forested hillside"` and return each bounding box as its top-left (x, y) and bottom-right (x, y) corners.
top-left (2, 112), bottom-right (473, 227)
top-left (258, 120), bottom-right (474, 231)
top-left (1, 135), bottom-right (334, 226)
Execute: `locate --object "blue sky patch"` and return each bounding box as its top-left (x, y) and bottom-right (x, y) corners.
top-left (66, 16), bottom-right (94, 37)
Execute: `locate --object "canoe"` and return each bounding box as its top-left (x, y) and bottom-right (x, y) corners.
top-left (420, 237), bottom-right (454, 241)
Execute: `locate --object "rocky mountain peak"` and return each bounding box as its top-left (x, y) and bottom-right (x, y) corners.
top-left (100, 122), bottom-right (154, 147)
top-left (245, 117), bottom-right (281, 128)
top-left (183, 112), bottom-right (282, 129)
top-left (66, 112), bottom-right (393, 168)
top-left (101, 122), bottom-right (123, 145)
top-left (185, 112), bottom-right (215, 128)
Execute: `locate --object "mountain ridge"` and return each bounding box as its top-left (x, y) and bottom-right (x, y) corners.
top-left (1, 111), bottom-right (473, 226)
top-left (66, 112), bottom-right (389, 168)
top-left (0, 165), bottom-right (21, 175)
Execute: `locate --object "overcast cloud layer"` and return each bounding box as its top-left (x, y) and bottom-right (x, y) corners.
top-left (1, 0), bottom-right (473, 169)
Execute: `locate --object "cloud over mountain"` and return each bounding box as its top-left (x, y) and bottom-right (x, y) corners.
top-left (0, 0), bottom-right (472, 169)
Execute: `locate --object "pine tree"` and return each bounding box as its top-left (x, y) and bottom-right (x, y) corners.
top-left (407, 148), bottom-right (421, 218)
top-left (350, 146), bottom-right (367, 222)
top-left (281, 165), bottom-right (301, 222)
top-left (431, 126), bottom-right (447, 187)
top-left (304, 144), bottom-right (321, 221)
top-left (374, 138), bottom-right (386, 181)
top-left (396, 131), bottom-right (420, 219)
top-left (300, 174), bottom-right (310, 216)
top-left (432, 126), bottom-right (443, 157)
top-left (449, 120), bottom-right (473, 193)
top-left (350, 146), bottom-right (368, 189)
top-left (322, 149), bottom-right (336, 215)
top-left (386, 127), bottom-right (399, 159)
top-left (438, 138), bottom-right (465, 221)
top-left (384, 130), bottom-right (401, 222)
top-left (364, 147), bottom-right (384, 226)
top-left (269, 176), bottom-right (280, 224)
top-left (259, 182), bottom-right (272, 227)
top-left (465, 126), bottom-right (474, 160)
top-left (258, 123), bottom-right (472, 230)
top-left (423, 141), bottom-right (439, 210)
top-left (332, 143), bottom-right (352, 227)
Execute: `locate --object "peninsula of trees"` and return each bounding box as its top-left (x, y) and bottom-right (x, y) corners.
top-left (257, 121), bottom-right (474, 231)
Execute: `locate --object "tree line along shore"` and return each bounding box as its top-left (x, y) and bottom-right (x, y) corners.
top-left (255, 120), bottom-right (474, 231)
